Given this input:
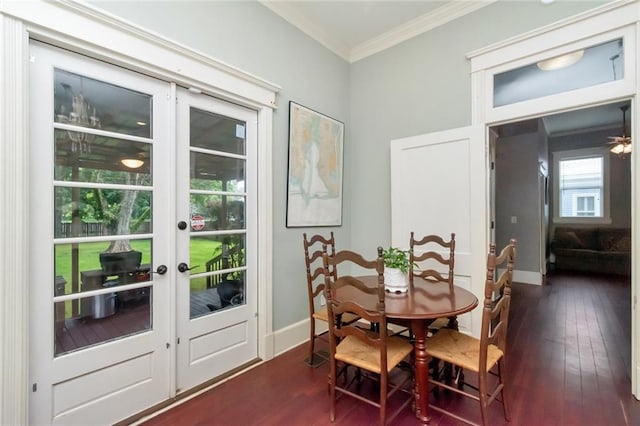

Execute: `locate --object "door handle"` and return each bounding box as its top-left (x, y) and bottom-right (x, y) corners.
top-left (154, 265), bottom-right (168, 275)
top-left (177, 263), bottom-right (199, 273)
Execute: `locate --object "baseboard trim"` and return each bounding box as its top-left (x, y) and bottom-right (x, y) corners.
top-left (273, 317), bottom-right (325, 357)
top-left (514, 269), bottom-right (542, 285)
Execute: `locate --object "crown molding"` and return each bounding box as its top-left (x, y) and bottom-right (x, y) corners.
top-left (466, 0), bottom-right (634, 66)
top-left (351, 0), bottom-right (497, 62)
top-left (261, 0), bottom-right (495, 63)
top-left (259, 0), bottom-right (351, 61)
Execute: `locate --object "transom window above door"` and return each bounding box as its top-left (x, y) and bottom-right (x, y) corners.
top-left (493, 38), bottom-right (624, 107)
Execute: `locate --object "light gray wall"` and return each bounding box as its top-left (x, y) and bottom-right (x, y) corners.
top-left (495, 132), bottom-right (544, 273)
top-left (348, 1), bottom-right (608, 255)
top-left (91, 0), bottom-right (351, 330)
top-left (91, 0), bottom-right (609, 332)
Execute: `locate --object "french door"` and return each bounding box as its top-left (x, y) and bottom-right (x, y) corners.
top-left (175, 88), bottom-right (258, 391)
top-left (29, 41), bottom-right (258, 424)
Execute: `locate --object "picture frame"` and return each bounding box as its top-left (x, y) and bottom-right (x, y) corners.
top-left (286, 101), bottom-right (344, 227)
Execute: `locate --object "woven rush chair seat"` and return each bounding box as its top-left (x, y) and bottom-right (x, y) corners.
top-left (335, 334), bottom-right (413, 373)
top-left (424, 328), bottom-right (503, 373)
top-left (312, 306), bottom-right (358, 324)
top-left (429, 317), bottom-right (450, 331)
top-left (311, 307), bottom-right (329, 322)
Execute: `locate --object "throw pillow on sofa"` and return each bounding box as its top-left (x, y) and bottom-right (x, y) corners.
top-left (598, 229), bottom-right (631, 252)
top-left (612, 236), bottom-right (631, 252)
top-left (555, 230), bottom-right (585, 249)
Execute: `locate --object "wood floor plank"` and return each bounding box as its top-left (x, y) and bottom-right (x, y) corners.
top-left (135, 271), bottom-right (640, 426)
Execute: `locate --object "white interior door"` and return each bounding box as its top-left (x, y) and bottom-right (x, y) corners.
top-left (175, 88), bottom-right (258, 392)
top-left (390, 126), bottom-right (485, 335)
top-left (29, 42), bottom-right (172, 424)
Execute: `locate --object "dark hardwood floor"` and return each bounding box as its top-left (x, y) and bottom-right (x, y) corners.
top-left (138, 271), bottom-right (640, 425)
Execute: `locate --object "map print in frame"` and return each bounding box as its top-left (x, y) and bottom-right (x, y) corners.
top-left (286, 102), bottom-right (344, 227)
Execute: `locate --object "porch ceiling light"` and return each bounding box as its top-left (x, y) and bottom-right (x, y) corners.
top-left (121, 158), bottom-right (144, 169)
top-left (537, 50), bottom-right (584, 71)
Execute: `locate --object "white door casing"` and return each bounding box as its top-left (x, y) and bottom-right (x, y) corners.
top-left (468, 1), bottom-right (638, 396)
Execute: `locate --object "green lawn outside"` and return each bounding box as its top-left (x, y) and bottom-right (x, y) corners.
top-left (55, 238), bottom-right (223, 295)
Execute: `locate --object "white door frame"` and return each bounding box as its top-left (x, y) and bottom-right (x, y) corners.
top-left (468, 0), bottom-right (639, 397)
top-left (0, 1), bottom-right (278, 424)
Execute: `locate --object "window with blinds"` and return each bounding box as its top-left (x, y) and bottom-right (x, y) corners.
top-left (553, 147), bottom-right (611, 224)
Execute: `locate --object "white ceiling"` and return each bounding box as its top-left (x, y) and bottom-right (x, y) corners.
top-left (260, 0), bottom-right (495, 62)
top-left (261, 0), bottom-right (629, 137)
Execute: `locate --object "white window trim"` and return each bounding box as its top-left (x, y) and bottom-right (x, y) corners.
top-left (552, 147), bottom-right (611, 225)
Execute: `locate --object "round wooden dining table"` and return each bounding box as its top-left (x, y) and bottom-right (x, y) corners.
top-left (335, 276), bottom-right (478, 424)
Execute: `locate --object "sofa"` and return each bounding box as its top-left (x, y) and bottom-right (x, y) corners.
top-left (550, 227), bottom-right (631, 276)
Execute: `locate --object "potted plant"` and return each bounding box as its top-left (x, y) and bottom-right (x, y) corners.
top-left (382, 246), bottom-right (412, 293)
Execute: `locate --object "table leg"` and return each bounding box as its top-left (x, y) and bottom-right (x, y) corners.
top-left (412, 319), bottom-right (430, 424)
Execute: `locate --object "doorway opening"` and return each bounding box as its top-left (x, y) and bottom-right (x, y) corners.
top-left (490, 100), bottom-right (633, 374)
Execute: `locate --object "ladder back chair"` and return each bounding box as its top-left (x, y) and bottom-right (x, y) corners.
top-left (409, 232), bottom-right (456, 288)
top-left (409, 232), bottom-right (456, 331)
top-left (302, 232), bottom-right (357, 366)
top-left (425, 238), bottom-right (517, 426)
top-left (322, 246), bottom-right (414, 426)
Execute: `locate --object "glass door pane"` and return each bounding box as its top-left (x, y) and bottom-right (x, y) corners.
top-left (493, 38), bottom-right (624, 107)
top-left (52, 69), bottom-right (155, 355)
top-left (188, 108), bottom-right (247, 319)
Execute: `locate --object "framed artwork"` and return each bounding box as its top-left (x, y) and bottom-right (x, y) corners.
top-left (286, 101), bottom-right (344, 227)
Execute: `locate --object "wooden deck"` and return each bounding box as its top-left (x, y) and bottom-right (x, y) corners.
top-left (136, 271), bottom-right (640, 426)
top-left (55, 287), bottom-right (222, 355)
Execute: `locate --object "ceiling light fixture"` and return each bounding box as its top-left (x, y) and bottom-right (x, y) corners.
top-left (537, 50), bottom-right (584, 71)
top-left (56, 82), bottom-right (101, 154)
top-left (608, 105), bottom-right (632, 158)
top-left (121, 158), bottom-right (145, 169)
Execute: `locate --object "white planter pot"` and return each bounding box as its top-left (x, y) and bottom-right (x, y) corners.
top-left (384, 267), bottom-right (409, 293)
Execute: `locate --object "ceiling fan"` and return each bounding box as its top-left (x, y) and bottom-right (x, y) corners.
top-left (608, 105), bottom-right (632, 157)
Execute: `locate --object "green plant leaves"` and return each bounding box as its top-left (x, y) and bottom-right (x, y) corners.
top-left (382, 246), bottom-right (411, 273)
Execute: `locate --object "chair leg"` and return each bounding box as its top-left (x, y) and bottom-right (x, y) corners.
top-left (329, 358), bottom-right (337, 421)
top-left (498, 358), bottom-right (510, 421)
top-left (442, 361), bottom-right (453, 385)
top-left (379, 370), bottom-right (387, 426)
top-left (478, 370), bottom-right (489, 426)
top-left (307, 318), bottom-right (316, 365)
top-left (428, 358), bottom-right (441, 396)
top-left (455, 366), bottom-right (465, 390)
